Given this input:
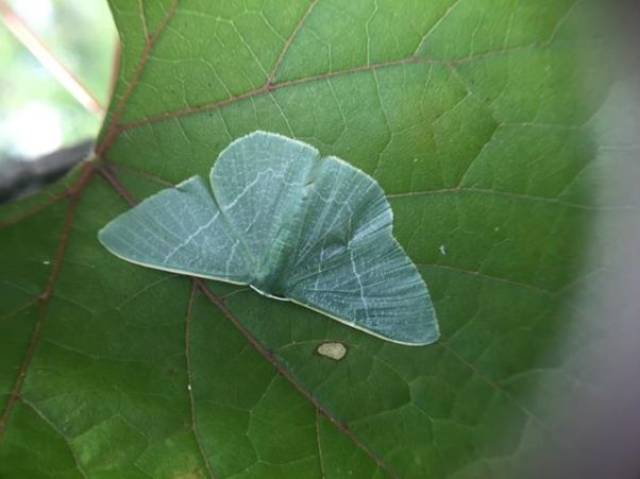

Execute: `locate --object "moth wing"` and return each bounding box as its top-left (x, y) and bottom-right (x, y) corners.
top-left (283, 157), bottom-right (438, 345)
top-left (98, 176), bottom-right (252, 284)
top-left (210, 131), bottom-right (319, 276)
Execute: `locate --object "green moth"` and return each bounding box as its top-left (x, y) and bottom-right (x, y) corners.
top-left (99, 131), bottom-right (439, 345)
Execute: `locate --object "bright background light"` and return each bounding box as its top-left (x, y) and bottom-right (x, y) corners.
top-left (0, 0), bottom-right (116, 160)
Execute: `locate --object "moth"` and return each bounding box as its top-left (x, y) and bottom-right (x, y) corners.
top-left (99, 131), bottom-right (439, 345)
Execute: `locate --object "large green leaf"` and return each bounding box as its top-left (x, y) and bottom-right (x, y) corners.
top-left (0, 1), bottom-right (619, 477)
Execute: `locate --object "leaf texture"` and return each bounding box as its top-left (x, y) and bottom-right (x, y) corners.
top-left (0, 1), bottom-right (621, 478)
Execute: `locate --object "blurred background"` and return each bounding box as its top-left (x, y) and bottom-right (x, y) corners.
top-left (0, 0), bottom-right (115, 158)
top-left (0, 0), bottom-right (115, 200)
top-left (0, 0), bottom-right (117, 172)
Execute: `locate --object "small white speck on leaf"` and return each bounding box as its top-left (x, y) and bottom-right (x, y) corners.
top-left (43, 260), bottom-right (50, 265)
top-left (316, 342), bottom-right (347, 361)
top-left (187, 384), bottom-right (192, 391)
top-left (439, 245), bottom-right (447, 255)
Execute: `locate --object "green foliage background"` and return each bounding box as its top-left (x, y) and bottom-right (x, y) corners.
top-left (0, 1), bottom-right (624, 478)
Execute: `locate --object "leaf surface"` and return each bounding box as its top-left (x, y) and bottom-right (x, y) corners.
top-left (0, 1), bottom-right (618, 478)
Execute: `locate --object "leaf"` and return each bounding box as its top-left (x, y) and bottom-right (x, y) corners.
top-left (99, 131), bottom-right (439, 345)
top-left (0, 1), bottom-right (618, 478)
